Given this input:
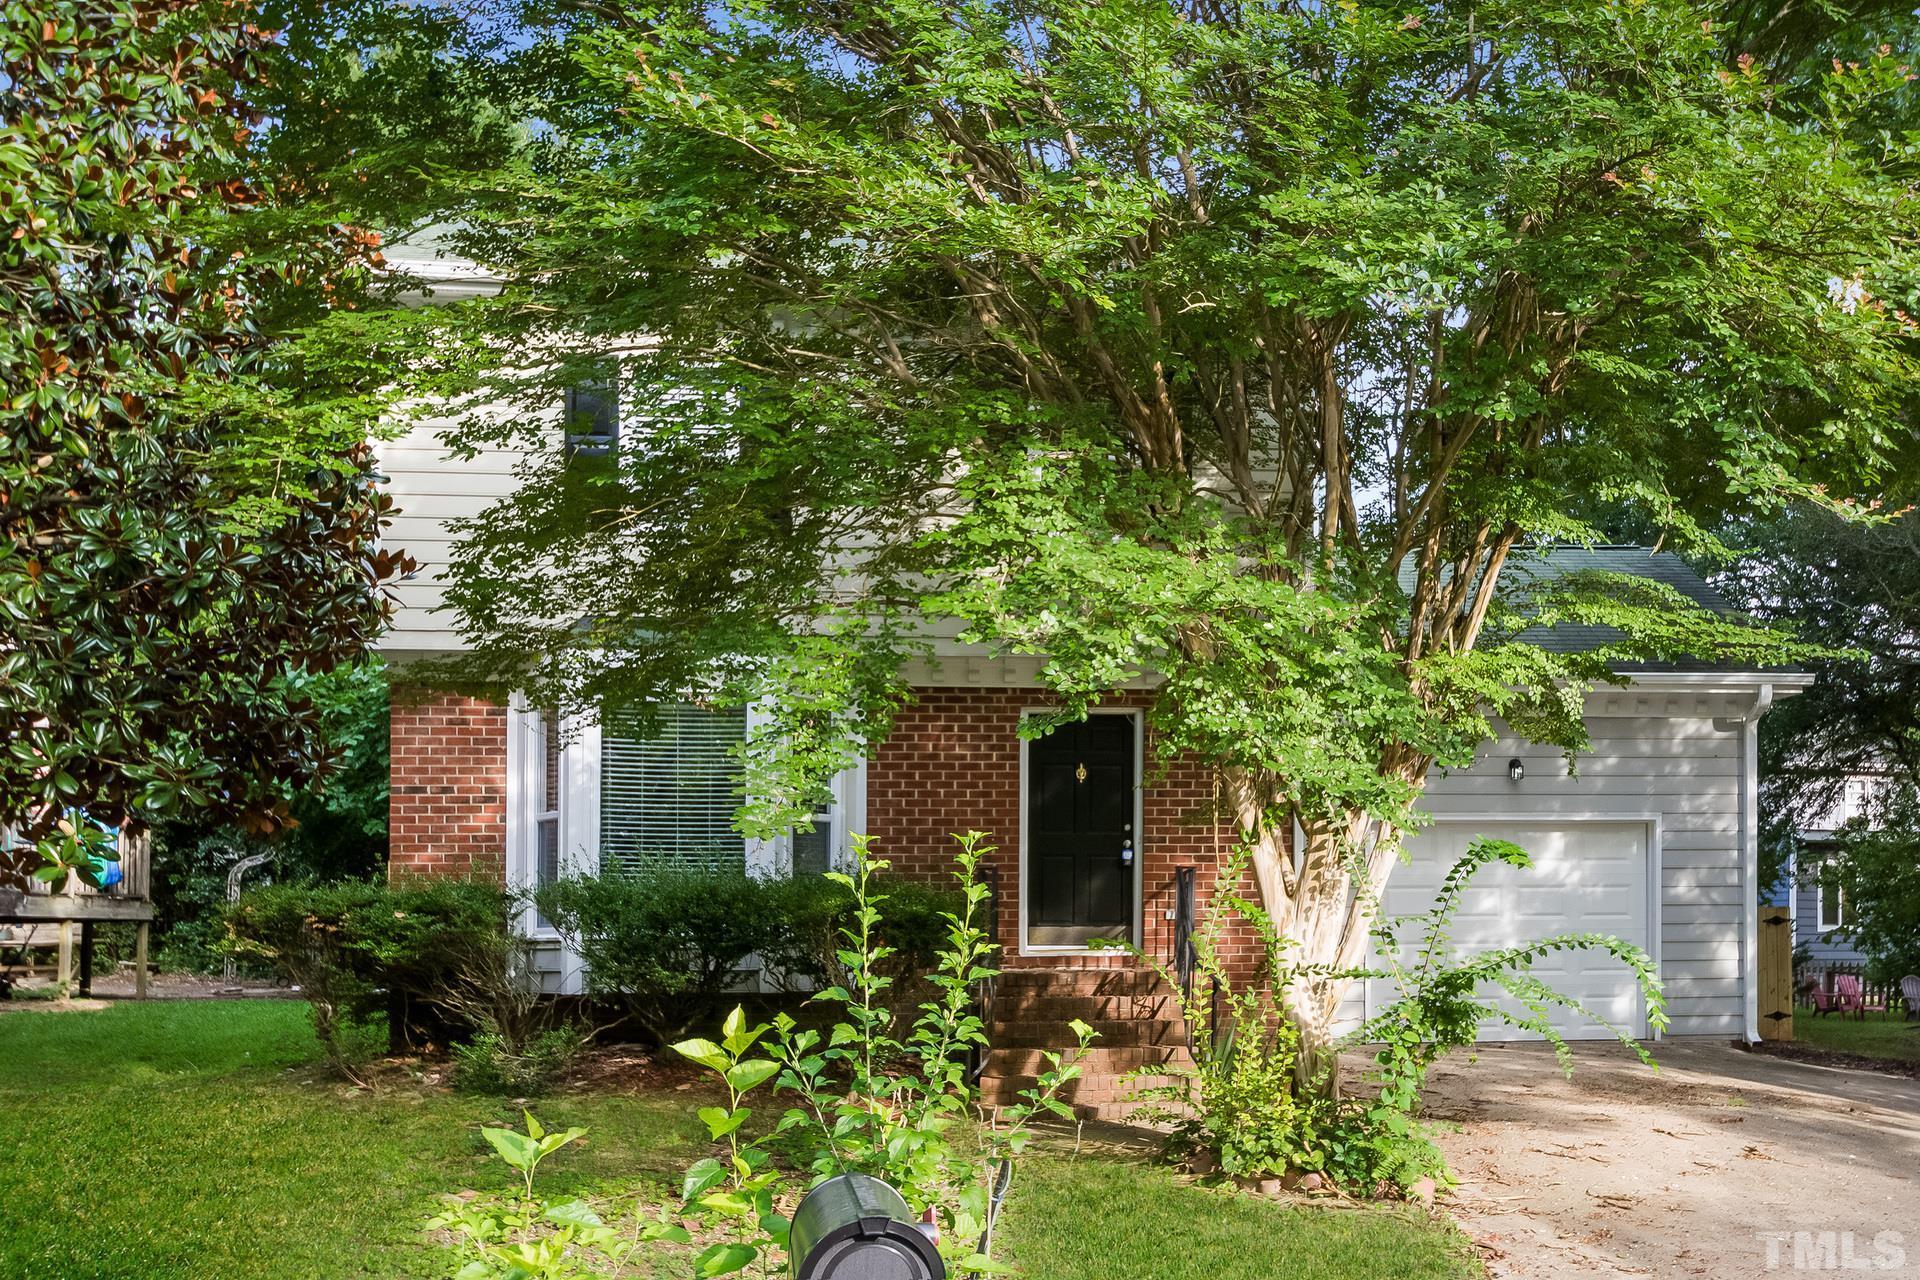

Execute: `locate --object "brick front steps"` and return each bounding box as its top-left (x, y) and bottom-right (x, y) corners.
top-left (978, 968), bottom-right (1195, 1122)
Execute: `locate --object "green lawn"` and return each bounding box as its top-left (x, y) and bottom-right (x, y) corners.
top-left (1795, 1007), bottom-right (1920, 1064)
top-left (0, 1000), bottom-right (1478, 1280)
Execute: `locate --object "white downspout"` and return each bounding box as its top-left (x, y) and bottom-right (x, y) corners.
top-left (1740, 683), bottom-right (1774, 1045)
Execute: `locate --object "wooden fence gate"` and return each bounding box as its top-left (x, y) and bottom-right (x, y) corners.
top-left (1758, 906), bottom-right (1793, 1041)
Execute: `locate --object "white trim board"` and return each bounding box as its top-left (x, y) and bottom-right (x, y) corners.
top-left (1016, 707), bottom-right (1145, 957)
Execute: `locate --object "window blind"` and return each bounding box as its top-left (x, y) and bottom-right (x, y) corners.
top-left (600, 704), bottom-right (747, 873)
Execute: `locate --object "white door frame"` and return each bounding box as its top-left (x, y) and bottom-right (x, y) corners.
top-left (1362, 811), bottom-right (1665, 1040)
top-left (1016, 708), bottom-right (1145, 956)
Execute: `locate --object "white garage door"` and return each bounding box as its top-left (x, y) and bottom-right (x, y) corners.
top-left (1367, 820), bottom-right (1655, 1041)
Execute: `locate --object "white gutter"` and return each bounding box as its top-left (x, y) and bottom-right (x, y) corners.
top-left (1624, 670), bottom-right (1815, 694)
top-left (1738, 682), bottom-right (1774, 1045)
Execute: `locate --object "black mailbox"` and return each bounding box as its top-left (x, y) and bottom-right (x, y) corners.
top-left (788, 1173), bottom-right (945, 1280)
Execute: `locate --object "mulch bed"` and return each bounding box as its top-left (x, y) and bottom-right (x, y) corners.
top-left (1742, 1038), bottom-right (1920, 1080)
top-left (561, 1043), bottom-right (710, 1094)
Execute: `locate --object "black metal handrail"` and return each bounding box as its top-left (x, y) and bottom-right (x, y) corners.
top-left (1172, 865), bottom-right (1197, 1006)
top-left (1170, 865), bottom-right (1223, 1061)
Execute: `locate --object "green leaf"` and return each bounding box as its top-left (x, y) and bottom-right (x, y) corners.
top-left (698, 1190), bottom-right (755, 1216)
top-left (698, 1105), bottom-right (748, 1140)
top-left (720, 1005), bottom-right (763, 1055)
top-left (480, 1126), bottom-right (538, 1173)
top-left (681, 1157), bottom-right (727, 1203)
top-left (723, 1059), bottom-right (779, 1094)
top-left (673, 1038), bottom-right (731, 1074)
top-left (544, 1199), bottom-right (604, 1229)
top-left (694, 1242), bottom-right (758, 1277)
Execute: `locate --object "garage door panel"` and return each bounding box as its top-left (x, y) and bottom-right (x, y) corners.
top-left (1369, 820), bottom-right (1653, 1042)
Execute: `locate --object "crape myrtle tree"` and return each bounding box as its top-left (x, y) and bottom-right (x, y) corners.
top-left (0, 0), bottom-right (416, 886)
top-left (401, 0), bottom-right (1920, 1084)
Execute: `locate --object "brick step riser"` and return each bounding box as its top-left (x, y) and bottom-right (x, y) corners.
top-left (990, 1021), bottom-right (1188, 1048)
top-left (983, 1074), bottom-right (1190, 1113)
top-left (985, 1047), bottom-right (1189, 1074)
top-left (991, 973), bottom-right (1174, 996)
top-left (978, 1098), bottom-right (1176, 1123)
top-left (979, 1072), bottom-right (1187, 1104)
top-left (991, 995), bottom-right (1179, 1020)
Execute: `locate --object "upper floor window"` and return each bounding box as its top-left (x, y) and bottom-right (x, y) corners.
top-left (1818, 868), bottom-right (1848, 932)
top-left (563, 370), bottom-right (620, 458)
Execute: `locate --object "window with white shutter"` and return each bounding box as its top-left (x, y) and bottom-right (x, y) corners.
top-left (600, 704), bottom-right (747, 873)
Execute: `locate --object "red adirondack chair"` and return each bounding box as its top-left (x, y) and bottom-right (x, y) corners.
top-left (1834, 974), bottom-right (1884, 1019)
top-left (1808, 985), bottom-right (1840, 1017)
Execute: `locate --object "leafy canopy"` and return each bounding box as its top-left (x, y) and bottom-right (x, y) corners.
top-left (1734, 507), bottom-right (1920, 833)
top-left (378, 0), bottom-right (1920, 841)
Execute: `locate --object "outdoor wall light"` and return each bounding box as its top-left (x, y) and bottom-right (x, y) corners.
top-left (1507, 758), bottom-right (1525, 783)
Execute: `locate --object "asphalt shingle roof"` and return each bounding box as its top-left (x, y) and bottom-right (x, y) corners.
top-left (1399, 544), bottom-right (1783, 674)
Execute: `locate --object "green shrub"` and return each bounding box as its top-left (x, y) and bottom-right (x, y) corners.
top-left (227, 877), bottom-right (507, 1075)
top-left (536, 866), bottom-right (784, 1042)
top-left (764, 871), bottom-right (965, 989)
top-left (1136, 837), bottom-right (1664, 1198)
top-left (535, 866), bottom-right (967, 1042)
top-left (431, 834), bottom-right (1090, 1279)
top-left (451, 1026), bottom-right (585, 1094)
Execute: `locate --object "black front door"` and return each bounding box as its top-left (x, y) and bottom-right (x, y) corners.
top-left (1027, 715), bottom-right (1135, 948)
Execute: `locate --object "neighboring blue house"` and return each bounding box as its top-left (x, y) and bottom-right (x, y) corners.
top-left (1771, 776), bottom-right (1883, 974)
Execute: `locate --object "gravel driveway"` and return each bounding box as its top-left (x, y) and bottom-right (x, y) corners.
top-left (1424, 1040), bottom-right (1920, 1279)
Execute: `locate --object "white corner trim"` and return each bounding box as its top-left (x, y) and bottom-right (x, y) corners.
top-left (1737, 683), bottom-right (1774, 1045)
top-left (505, 699), bottom-right (590, 992)
top-left (562, 713), bottom-right (602, 883)
top-left (503, 696), bottom-right (541, 933)
top-left (743, 702), bottom-right (781, 877)
top-left (844, 749), bottom-right (868, 869)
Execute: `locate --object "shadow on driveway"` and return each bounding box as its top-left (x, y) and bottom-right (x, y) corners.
top-left (1423, 1039), bottom-right (1920, 1279)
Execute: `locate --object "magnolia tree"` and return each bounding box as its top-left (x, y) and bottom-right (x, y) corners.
top-left (375, 0), bottom-right (1920, 1082)
top-left (0, 0), bottom-right (414, 881)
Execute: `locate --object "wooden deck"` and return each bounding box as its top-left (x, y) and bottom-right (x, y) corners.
top-left (0, 830), bottom-right (153, 997)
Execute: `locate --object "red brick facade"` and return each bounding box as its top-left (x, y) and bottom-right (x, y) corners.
top-left (386, 684), bottom-right (1268, 977)
top-left (864, 687), bottom-right (1267, 977)
top-left (389, 691), bottom-right (509, 881)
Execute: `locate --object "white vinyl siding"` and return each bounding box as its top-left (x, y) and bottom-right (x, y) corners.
top-left (599, 705), bottom-right (748, 873)
top-left (374, 412), bottom-right (543, 656)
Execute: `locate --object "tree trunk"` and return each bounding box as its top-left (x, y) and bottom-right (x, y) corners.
top-left (1231, 766), bottom-right (1431, 1101)
top-left (1283, 975), bottom-right (1341, 1097)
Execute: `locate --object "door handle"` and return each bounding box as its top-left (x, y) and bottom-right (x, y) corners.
top-left (1120, 839), bottom-right (1134, 868)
